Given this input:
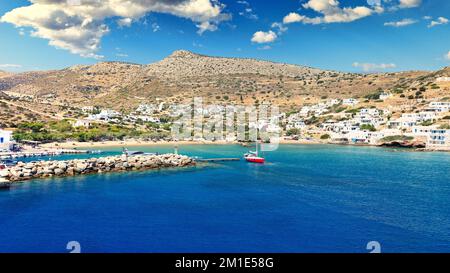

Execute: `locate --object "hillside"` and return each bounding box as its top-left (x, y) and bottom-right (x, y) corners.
top-left (0, 70), bottom-right (11, 78)
top-left (145, 50), bottom-right (325, 78)
top-left (0, 50), bottom-right (448, 125)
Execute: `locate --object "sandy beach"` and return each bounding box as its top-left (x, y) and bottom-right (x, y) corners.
top-left (39, 139), bottom-right (325, 149)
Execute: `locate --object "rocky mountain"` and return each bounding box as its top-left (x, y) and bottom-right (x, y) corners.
top-left (145, 50), bottom-right (324, 78)
top-left (0, 50), bottom-right (447, 115)
top-left (0, 70), bottom-right (11, 78)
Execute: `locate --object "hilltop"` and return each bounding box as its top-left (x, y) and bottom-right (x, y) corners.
top-left (145, 50), bottom-right (325, 78)
top-left (0, 70), bottom-right (11, 78)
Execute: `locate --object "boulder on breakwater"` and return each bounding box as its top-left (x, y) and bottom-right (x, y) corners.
top-left (0, 154), bottom-right (195, 182)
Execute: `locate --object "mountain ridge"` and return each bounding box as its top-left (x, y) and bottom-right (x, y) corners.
top-left (0, 50), bottom-right (447, 114)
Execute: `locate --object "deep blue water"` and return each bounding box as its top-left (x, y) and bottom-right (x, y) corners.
top-left (1, 144), bottom-right (450, 253)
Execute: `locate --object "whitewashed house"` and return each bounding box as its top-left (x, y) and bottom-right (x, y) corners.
top-left (299, 106), bottom-right (311, 117)
top-left (136, 104), bottom-right (157, 115)
top-left (347, 130), bottom-right (372, 144)
top-left (343, 98), bottom-right (359, 106)
top-left (427, 129), bottom-right (450, 148)
top-left (287, 121), bottom-right (306, 130)
top-left (427, 102), bottom-right (450, 113)
top-left (73, 119), bottom-right (91, 128)
top-left (436, 77), bottom-right (450, 82)
top-left (410, 126), bottom-right (437, 137)
top-left (353, 108), bottom-right (385, 127)
top-left (0, 129), bottom-right (13, 151)
top-left (81, 106), bottom-right (94, 113)
top-left (326, 99), bottom-right (341, 107)
top-left (417, 111), bottom-right (437, 122)
top-left (388, 116), bottom-right (417, 130)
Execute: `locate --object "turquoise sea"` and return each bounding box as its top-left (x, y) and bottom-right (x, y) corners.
top-left (0, 144), bottom-right (450, 253)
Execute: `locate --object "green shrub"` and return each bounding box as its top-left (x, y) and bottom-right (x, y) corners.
top-left (360, 124), bottom-right (376, 132)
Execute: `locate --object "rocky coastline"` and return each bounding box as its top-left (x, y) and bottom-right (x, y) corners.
top-left (0, 154), bottom-right (195, 182)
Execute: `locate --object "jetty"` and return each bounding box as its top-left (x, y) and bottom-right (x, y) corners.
top-left (197, 158), bottom-right (240, 162)
top-left (0, 153), bottom-right (195, 182)
top-left (0, 149), bottom-right (93, 160)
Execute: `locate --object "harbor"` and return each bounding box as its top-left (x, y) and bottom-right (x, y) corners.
top-left (1, 144), bottom-right (449, 252)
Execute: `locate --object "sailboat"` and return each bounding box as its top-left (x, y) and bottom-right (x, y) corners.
top-left (244, 141), bottom-right (265, 163)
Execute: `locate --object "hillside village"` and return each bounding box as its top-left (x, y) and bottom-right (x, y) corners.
top-left (0, 51), bottom-right (449, 152)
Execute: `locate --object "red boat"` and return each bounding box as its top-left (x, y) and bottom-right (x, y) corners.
top-left (244, 142), bottom-right (265, 163)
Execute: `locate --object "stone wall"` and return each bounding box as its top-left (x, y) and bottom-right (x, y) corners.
top-left (0, 154), bottom-right (195, 182)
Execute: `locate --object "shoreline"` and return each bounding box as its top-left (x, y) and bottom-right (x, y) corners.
top-left (27, 139), bottom-right (450, 153)
top-left (40, 139), bottom-right (328, 149)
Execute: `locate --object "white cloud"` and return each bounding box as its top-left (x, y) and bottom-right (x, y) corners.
top-left (384, 18), bottom-right (417, 27)
top-left (302, 0), bottom-right (375, 24)
top-left (237, 1), bottom-right (258, 20)
top-left (115, 53), bottom-right (128, 58)
top-left (0, 64), bottom-right (22, 69)
top-left (428, 17), bottom-right (449, 28)
top-left (353, 62), bottom-right (396, 72)
top-left (1, 0), bottom-right (230, 58)
top-left (255, 0), bottom-right (380, 46)
top-left (283, 13), bottom-right (304, 24)
top-left (117, 18), bottom-right (133, 28)
top-left (151, 22), bottom-right (160, 32)
top-left (196, 21), bottom-right (218, 35)
top-left (258, 45), bottom-right (271, 50)
top-left (281, 0), bottom-right (379, 26)
top-left (399, 0), bottom-right (421, 8)
top-left (251, 30), bottom-right (277, 44)
top-left (445, 51), bottom-right (450, 61)
top-left (271, 22), bottom-right (287, 34)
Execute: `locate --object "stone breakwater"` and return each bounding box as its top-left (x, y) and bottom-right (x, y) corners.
top-left (0, 149), bottom-right (92, 160)
top-left (0, 154), bottom-right (195, 182)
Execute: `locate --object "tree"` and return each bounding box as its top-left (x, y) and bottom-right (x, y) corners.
top-left (360, 124), bottom-right (376, 132)
top-left (286, 128), bottom-right (301, 136)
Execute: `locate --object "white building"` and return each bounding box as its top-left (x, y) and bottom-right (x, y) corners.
top-left (343, 98), bottom-right (359, 106)
top-left (88, 109), bottom-right (121, 122)
top-left (379, 93), bottom-right (392, 101)
top-left (388, 116), bottom-right (417, 130)
top-left (0, 129), bottom-right (13, 151)
top-left (81, 106), bottom-right (94, 113)
top-left (73, 119), bottom-right (91, 128)
top-left (287, 121), bottom-right (306, 130)
top-left (417, 111), bottom-right (437, 122)
top-left (427, 129), bottom-right (450, 148)
top-left (299, 106), bottom-right (311, 117)
top-left (126, 114), bottom-right (160, 124)
top-left (436, 77), bottom-right (450, 82)
top-left (427, 102), bottom-right (450, 113)
top-left (136, 104), bottom-right (157, 115)
top-left (410, 126), bottom-right (436, 137)
top-left (326, 99), bottom-right (341, 107)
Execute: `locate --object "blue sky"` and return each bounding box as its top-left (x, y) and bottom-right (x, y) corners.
top-left (0, 0), bottom-right (449, 73)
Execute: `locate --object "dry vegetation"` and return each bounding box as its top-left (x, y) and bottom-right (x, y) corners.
top-left (0, 50), bottom-right (449, 122)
